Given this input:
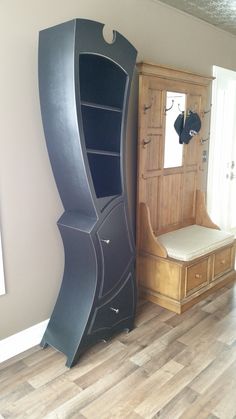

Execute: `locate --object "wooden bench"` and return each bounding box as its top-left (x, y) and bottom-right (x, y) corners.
top-left (138, 195), bottom-right (236, 313)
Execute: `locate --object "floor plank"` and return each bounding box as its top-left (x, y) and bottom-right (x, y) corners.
top-left (1, 282), bottom-right (236, 418)
top-left (178, 359), bottom-right (236, 419)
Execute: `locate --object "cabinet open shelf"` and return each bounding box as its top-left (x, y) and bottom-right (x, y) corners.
top-left (87, 149), bottom-right (120, 156)
top-left (80, 53), bottom-right (126, 198)
top-left (81, 105), bottom-right (122, 153)
top-left (87, 153), bottom-right (121, 198)
top-left (79, 54), bottom-right (127, 109)
top-left (81, 101), bottom-right (122, 113)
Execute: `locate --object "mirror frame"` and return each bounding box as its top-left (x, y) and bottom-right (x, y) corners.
top-left (164, 90), bottom-right (186, 169)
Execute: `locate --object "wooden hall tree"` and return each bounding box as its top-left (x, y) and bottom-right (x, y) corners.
top-left (137, 62), bottom-right (236, 313)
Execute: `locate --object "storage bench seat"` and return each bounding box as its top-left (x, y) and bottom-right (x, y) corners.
top-left (138, 209), bottom-right (236, 313)
top-left (157, 225), bottom-right (235, 262)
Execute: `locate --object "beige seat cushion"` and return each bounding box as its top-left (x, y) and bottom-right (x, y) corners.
top-left (158, 225), bottom-right (235, 262)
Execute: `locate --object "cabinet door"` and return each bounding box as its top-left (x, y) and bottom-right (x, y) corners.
top-left (213, 246), bottom-right (234, 279)
top-left (97, 203), bottom-right (133, 296)
top-left (89, 274), bottom-right (135, 334)
top-left (186, 257), bottom-right (210, 296)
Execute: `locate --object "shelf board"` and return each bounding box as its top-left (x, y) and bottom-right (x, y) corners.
top-left (87, 149), bottom-right (120, 157)
top-left (81, 101), bottom-right (122, 113)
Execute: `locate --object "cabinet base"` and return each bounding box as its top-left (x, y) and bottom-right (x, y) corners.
top-left (140, 271), bottom-right (236, 314)
top-left (40, 318), bottom-right (135, 368)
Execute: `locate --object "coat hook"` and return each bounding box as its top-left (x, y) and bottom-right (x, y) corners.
top-left (178, 103), bottom-right (184, 113)
top-left (200, 137), bottom-right (209, 144)
top-left (144, 103), bottom-right (152, 113)
top-left (203, 104), bottom-right (212, 114)
top-left (164, 99), bottom-right (174, 114)
top-left (143, 138), bottom-right (152, 148)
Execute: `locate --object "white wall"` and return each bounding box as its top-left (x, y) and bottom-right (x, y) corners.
top-left (1, 0), bottom-right (236, 339)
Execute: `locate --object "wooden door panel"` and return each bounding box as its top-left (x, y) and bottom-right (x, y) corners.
top-left (184, 94), bottom-right (202, 166)
top-left (182, 171), bottom-right (197, 221)
top-left (184, 137), bottom-right (199, 167)
top-left (147, 88), bottom-right (164, 129)
top-left (187, 94), bottom-right (201, 114)
top-left (145, 177), bottom-right (160, 232)
top-left (144, 134), bottom-right (162, 173)
top-left (159, 173), bottom-right (183, 231)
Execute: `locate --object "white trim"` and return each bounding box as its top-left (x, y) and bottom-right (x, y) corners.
top-left (207, 66), bottom-right (236, 231)
top-left (0, 230), bottom-right (5, 296)
top-left (0, 319), bottom-right (49, 363)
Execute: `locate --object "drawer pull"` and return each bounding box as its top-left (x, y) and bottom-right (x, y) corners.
top-left (109, 307), bottom-right (119, 314)
top-left (101, 239), bottom-right (110, 244)
top-left (195, 273), bottom-right (202, 279)
top-left (220, 259), bottom-right (226, 265)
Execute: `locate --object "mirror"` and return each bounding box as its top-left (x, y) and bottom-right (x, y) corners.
top-left (164, 91), bottom-right (186, 168)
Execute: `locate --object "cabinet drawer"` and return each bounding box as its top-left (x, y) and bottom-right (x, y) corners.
top-left (90, 274), bottom-right (135, 334)
top-left (214, 247), bottom-right (232, 278)
top-left (186, 258), bottom-right (209, 296)
top-left (97, 203), bottom-right (133, 297)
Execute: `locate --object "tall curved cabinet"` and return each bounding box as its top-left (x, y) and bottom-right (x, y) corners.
top-left (38, 19), bottom-right (137, 367)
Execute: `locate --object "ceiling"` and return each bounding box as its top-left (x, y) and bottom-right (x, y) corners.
top-left (157, 0), bottom-right (236, 36)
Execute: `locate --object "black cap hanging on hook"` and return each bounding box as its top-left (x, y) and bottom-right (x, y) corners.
top-left (180, 111), bottom-right (201, 144)
top-left (174, 111), bottom-right (201, 144)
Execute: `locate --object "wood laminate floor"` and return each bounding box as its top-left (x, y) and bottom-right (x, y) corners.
top-left (1, 282), bottom-right (236, 419)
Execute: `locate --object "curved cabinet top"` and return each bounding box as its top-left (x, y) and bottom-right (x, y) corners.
top-left (38, 19), bottom-right (137, 218)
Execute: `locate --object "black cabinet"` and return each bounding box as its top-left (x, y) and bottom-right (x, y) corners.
top-left (38, 19), bottom-right (137, 367)
top-left (89, 274), bottom-right (135, 334)
top-left (97, 203), bottom-right (133, 297)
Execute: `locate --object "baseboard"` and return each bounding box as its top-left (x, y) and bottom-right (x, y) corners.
top-left (0, 319), bottom-right (49, 363)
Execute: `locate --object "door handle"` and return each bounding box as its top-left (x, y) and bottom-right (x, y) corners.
top-left (109, 307), bottom-right (119, 314)
top-left (227, 172), bottom-right (236, 180)
top-left (101, 239), bottom-right (110, 244)
top-left (226, 172), bottom-right (236, 180)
